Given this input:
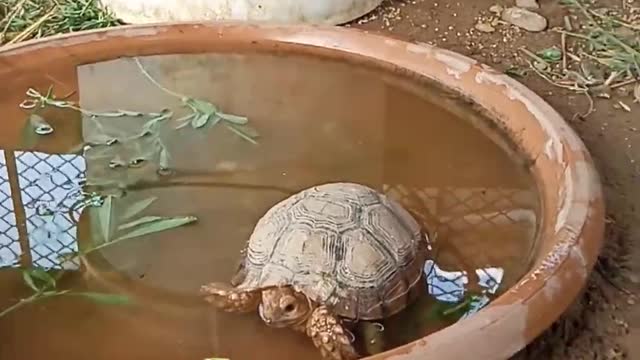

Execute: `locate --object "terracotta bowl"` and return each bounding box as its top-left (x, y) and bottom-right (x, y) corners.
top-left (0, 24), bottom-right (605, 359)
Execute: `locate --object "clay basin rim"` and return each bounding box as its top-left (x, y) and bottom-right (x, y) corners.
top-left (0, 23), bottom-right (605, 360)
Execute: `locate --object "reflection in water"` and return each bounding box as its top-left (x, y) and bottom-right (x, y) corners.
top-left (14, 151), bottom-right (85, 270)
top-left (0, 52), bottom-right (541, 360)
top-left (0, 150), bottom-right (85, 269)
top-left (0, 154), bottom-right (20, 268)
top-left (424, 260), bottom-right (504, 319)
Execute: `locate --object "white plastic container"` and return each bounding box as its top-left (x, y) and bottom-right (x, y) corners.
top-left (99, 0), bottom-right (383, 25)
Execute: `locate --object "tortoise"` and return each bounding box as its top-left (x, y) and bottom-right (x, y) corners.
top-left (200, 182), bottom-right (429, 359)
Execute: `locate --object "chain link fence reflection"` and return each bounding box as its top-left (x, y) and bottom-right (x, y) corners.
top-left (0, 152), bottom-right (20, 268)
top-left (0, 150), bottom-right (85, 270)
top-left (0, 153), bottom-right (537, 304)
top-left (383, 183), bottom-right (538, 317)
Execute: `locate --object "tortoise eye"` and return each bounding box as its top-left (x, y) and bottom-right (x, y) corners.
top-left (283, 303), bottom-right (296, 313)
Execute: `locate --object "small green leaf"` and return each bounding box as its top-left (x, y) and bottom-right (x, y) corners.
top-left (114, 216), bottom-right (197, 242)
top-left (218, 112), bottom-right (249, 125)
top-left (185, 98), bottom-right (218, 115)
top-left (30, 269), bottom-right (56, 288)
top-left (121, 197), bottom-right (158, 221)
top-left (192, 112), bottom-right (211, 129)
top-left (537, 47), bottom-right (562, 62)
top-left (142, 110), bottom-right (173, 134)
top-left (118, 216), bottom-right (165, 231)
top-left (72, 292), bottom-right (133, 306)
top-left (97, 195), bottom-right (114, 243)
top-left (22, 268), bottom-right (56, 292)
top-left (22, 270), bottom-right (40, 292)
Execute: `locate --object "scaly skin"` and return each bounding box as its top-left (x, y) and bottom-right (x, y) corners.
top-left (306, 306), bottom-right (359, 360)
top-left (201, 284), bottom-right (359, 359)
top-left (200, 282), bottom-right (261, 313)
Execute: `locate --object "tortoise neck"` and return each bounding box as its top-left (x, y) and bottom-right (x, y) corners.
top-left (293, 299), bottom-right (318, 333)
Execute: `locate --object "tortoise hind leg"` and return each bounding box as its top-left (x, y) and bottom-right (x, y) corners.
top-left (306, 306), bottom-right (359, 360)
top-left (200, 282), bottom-right (261, 313)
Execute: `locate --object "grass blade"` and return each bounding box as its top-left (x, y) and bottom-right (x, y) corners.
top-left (224, 124), bottom-right (258, 145)
top-left (218, 112), bottom-right (249, 125)
top-left (97, 195), bottom-right (114, 243)
top-left (118, 215), bottom-right (164, 231)
top-left (114, 216), bottom-right (197, 242)
top-left (186, 98), bottom-right (218, 115)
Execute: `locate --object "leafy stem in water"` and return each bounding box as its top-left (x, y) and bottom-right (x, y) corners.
top-left (0, 194), bottom-right (196, 319)
top-left (133, 57), bottom-right (259, 144)
top-left (0, 267), bottom-right (130, 319)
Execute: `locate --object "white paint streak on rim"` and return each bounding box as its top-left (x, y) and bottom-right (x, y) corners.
top-left (474, 71), bottom-right (565, 165)
top-left (434, 50), bottom-right (474, 80)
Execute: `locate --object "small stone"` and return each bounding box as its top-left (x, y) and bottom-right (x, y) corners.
top-left (516, 0), bottom-right (540, 9)
top-left (628, 297), bottom-right (636, 305)
top-left (501, 7), bottom-right (548, 32)
top-left (475, 22), bottom-right (496, 33)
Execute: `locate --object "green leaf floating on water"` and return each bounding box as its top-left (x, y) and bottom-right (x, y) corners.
top-left (22, 270), bottom-right (41, 292)
top-left (97, 195), bottom-right (114, 243)
top-left (192, 112), bottom-right (212, 129)
top-left (71, 292), bottom-right (133, 306)
top-left (22, 268), bottom-right (56, 292)
top-left (185, 98), bottom-right (218, 115)
top-left (218, 112), bottom-right (249, 125)
top-left (114, 216), bottom-right (198, 242)
top-left (120, 197), bottom-right (157, 221)
top-left (118, 216), bottom-right (165, 231)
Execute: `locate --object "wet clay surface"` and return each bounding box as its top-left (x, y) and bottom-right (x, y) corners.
top-left (350, 0), bottom-right (639, 359)
top-left (0, 53), bottom-right (539, 359)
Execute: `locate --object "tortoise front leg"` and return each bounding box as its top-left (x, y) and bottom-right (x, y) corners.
top-left (306, 306), bottom-right (359, 360)
top-left (200, 282), bottom-right (261, 313)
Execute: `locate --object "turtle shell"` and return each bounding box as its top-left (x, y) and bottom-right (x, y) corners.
top-left (236, 182), bottom-right (428, 321)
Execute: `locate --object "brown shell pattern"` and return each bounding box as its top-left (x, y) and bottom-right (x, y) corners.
top-left (237, 182), bottom-right (427, 320)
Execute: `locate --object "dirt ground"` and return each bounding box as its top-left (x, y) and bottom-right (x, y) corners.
top-left (349, 0), bottom-right (640, 359)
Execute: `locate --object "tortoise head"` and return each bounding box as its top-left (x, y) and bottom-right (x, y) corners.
top-left (259, 286), bottom-right (313, 328)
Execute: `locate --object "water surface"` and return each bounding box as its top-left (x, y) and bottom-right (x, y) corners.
top-left (0, 52), bottom-right (539, 359)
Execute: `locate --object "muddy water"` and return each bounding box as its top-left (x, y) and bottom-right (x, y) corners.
top-left (0, 53), bottom-right (539, 360)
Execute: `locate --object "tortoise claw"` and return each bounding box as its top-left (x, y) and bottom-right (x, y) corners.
top-left (200, 282), bottom-right (261, 313)
top-left (307, 306), bottom-right (359, 360)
